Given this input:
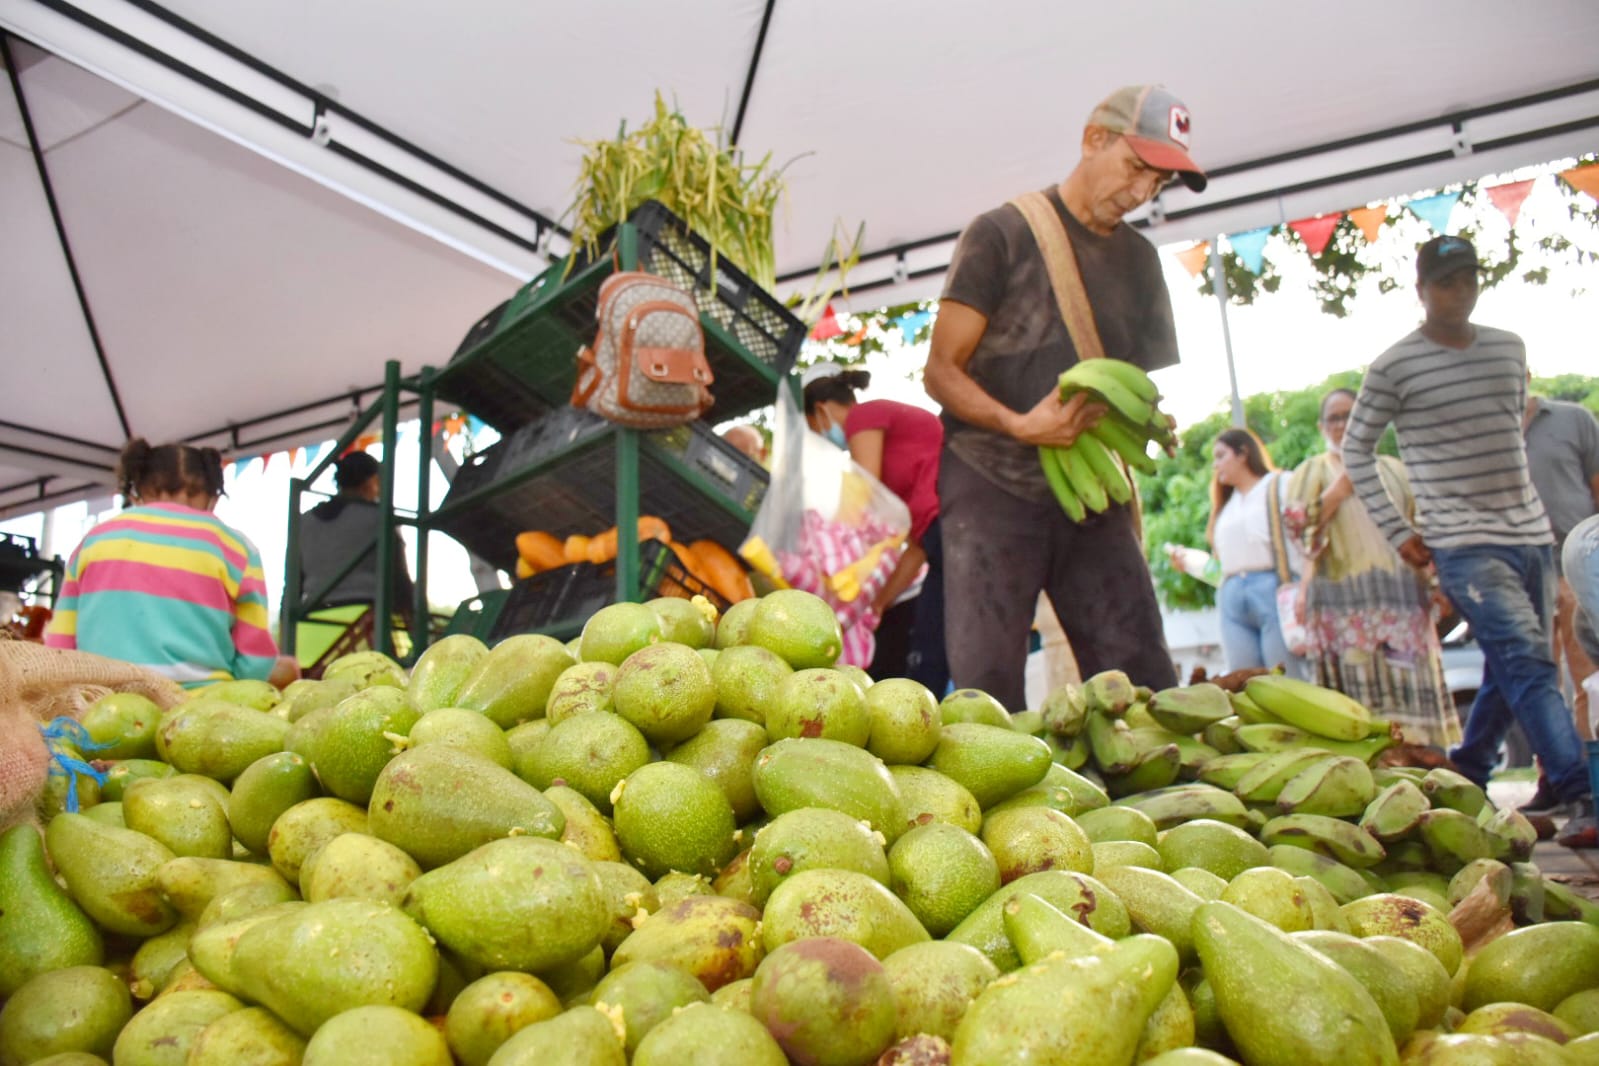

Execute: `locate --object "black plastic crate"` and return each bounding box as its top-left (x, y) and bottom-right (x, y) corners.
top-left (650, 421), bottom-right (769, 515)
top-left (487, 539), bottom-right (730, 642)
top-left (440, 589), bottom-right (510, 642)
top-left (451, 299), bottom-right (509, 358)
top-left (486, 564), bottom-right (583, 641)
top-left (573, 200), bottom-right (806, 375)
top-left (434, 433), bottom-right (756, 577)
top-left (445, 408), bottom-right (608, 504)
top-left (435, 416), bottom-right (766, 576)
top-left (434, 199), bottom-right (802, 431)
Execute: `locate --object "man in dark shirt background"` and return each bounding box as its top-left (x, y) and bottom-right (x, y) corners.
top-left (924, 84), bottom-right (1205, 710)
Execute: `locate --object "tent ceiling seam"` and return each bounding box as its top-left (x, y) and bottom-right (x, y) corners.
top-left (2, 30), bottom-right (132, 440)
top-left (0, 418), bottom-right (120, 454)
top-left (43, 95), bottom-right (143, 155)
top-left (115, 0), bottom-right (568, 240)
top-left (729, 0), bottom-right (777, 147)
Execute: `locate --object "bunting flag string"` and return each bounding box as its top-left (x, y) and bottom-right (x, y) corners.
top-left (1288, 214), bottom-right (1342, 257)
top-left (810, 302), bottom-right (843, 341)
top-left (1559, 163), bottom-right (1599, 201)
top-left (1226, 227), bottom-right (1273, 276)
top-left (1405, 191), bottom-right (1460, 234)
top-left (1347, 205), bottom-right (1387, 242)
top-left (1486, 179), bottom-right (1535, 227)
top-left (896, 309), bottom-right (933, 343)
top-left (1175, 241), bottom-right (1210, 277)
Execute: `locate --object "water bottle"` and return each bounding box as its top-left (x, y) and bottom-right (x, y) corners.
top-left (1163, 543), bottom-right (1222, 588)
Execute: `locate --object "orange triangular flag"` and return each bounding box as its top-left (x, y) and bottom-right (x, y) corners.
top-left (842, 326), bottom-right (869, 346)
top-left (288, 447), bottom-right (302, 467)
top-left (1175, 241), bottom-right (1210, 277)
top-left (1485, 179), bottom-right (1535, 227)
top-left (1559, 164), bottom-right (1599, 201)
top-left (1347, 205), bottom-right (1386, 242)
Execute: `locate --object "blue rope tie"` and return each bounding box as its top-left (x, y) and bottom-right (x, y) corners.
top-left (40, 717), bottom-right (112, 814)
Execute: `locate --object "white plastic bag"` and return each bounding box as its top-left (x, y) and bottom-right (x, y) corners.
top-left (740, 382), bottom-right (911, 665)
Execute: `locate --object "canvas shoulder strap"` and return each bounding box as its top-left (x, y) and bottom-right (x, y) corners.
top-left (1008, 190), bottom-right (1107, 363)
top-left (1266, 474), bottom-right (1292, 584)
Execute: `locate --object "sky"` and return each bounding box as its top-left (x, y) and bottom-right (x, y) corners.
top-left (7, 165), bottom-right (1597, 630)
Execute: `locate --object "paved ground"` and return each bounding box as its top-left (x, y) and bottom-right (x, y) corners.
top-left (1488, 777), bottom-right (1599, 902)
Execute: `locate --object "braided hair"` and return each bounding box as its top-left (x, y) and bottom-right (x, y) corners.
top-left (116, 438), bottom-right (226, 503)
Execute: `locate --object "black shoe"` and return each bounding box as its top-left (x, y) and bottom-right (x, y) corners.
top-left (1519, 778), bottom-right (1562, 817)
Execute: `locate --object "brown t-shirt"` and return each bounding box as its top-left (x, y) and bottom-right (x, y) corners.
top-left (940, 186), bottom-right (1179, 499)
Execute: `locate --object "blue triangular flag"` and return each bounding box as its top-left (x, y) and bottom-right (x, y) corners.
top-left (466, 415), bottom-right (486, 436)
top-left (305, 441), bottom-right (328, 470)
top-left (1406, 191), bottom-right (1460, 235)
top-left (897, 309), bottom-right (933, 344)
top-left (1227, 227), bottom-right (1273, 276)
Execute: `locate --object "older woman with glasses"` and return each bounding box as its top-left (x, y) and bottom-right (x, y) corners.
top-left (1283, 388), bottom-right (1458, 762)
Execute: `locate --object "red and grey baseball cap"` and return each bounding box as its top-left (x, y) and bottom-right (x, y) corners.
top-left (1089, 85), bottom-right (1207, 192)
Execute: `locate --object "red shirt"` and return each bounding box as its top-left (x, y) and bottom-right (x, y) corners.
top-left (844, 399), bottom-right (944, 542)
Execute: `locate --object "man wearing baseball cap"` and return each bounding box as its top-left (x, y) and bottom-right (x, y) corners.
top-left (923, 84), bottom-right (1205, 709)
top-left (1341, 234), bottom-right (1594, 848)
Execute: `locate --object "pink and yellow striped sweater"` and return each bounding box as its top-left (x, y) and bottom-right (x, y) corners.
top-left (45, 502), bottom-right (279, 686)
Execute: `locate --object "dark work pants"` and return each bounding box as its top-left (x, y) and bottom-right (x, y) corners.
top-left (906, 517), bottom-right (950, 696)
top-left (938, 448), bottom-right (1178, 711)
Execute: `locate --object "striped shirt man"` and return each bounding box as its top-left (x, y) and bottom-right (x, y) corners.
top-left (45, 502), bottom-right (279, 686)
top-left (1343, 325), bottom-right (1552, 553)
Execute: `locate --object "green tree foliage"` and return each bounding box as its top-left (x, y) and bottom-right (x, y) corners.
top-left (1143, 371), bottom-right (1599, 609)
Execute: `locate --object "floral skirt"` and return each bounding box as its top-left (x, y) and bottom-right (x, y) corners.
top-left (1303, 567), bottom-right (1460, 749)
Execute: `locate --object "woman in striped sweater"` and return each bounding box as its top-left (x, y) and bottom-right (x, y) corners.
top-left (46, 439), bottom-right (296, 688)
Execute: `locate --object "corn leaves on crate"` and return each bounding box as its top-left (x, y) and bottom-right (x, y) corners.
top-left (436, 200), bottom-right (804, 432)
top-left (435, 420), bottom-right (763, 577)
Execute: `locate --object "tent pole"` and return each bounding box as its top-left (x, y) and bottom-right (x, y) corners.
top-left (1210, 239), bottom-right (1245, 427)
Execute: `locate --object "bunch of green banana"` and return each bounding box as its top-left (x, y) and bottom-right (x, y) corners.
top-left (1039, 358), bottom-right (1174, 520)
top-left (1241, 675), bottom-right (1394, 744)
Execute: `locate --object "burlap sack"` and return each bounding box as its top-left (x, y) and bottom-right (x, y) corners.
top-left (0, 640), bottom-right (184, 833)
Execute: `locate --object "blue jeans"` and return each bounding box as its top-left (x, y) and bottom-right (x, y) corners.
top-left (1434, 543), bottom-right (1589, 799)
top-left (1218, 570), bottom-right (1306, 678)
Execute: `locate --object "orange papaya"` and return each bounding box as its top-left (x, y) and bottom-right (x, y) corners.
top-left (515, 530), bottom-right (566, 571)
top-left (687, 539), bottom-right (755, 604)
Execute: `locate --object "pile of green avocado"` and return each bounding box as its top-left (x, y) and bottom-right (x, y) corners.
top-left (2, 587), bottom-right (1598, 1066)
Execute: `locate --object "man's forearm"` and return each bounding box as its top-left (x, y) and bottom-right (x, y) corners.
top-left (925, 362), bottom-right (1018, 440)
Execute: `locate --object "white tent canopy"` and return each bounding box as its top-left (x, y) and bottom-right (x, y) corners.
top-left (3, 0), bottom-right (1598, 518)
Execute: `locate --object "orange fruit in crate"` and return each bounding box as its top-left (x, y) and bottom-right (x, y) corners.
top-left (515, 531), bottom-right (566, 571)
top-left (563, 535), bottom-right (591, 565)
top-left (687, 540), bottom-right (754, 604)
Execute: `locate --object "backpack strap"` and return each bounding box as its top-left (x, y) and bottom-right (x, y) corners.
top-left (570, 344), bottom-right (601, 407)
top-left (1008, 190), bottom-right (1107, 363)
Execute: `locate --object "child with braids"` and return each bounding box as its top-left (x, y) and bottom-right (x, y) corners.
top-left (46, 439), bottom-right (297, 687)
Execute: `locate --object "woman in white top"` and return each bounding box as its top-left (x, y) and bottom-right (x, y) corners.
top-left (1207, 427), bottom-right (1301, 675)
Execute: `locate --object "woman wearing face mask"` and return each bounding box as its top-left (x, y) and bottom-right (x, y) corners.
top-left (1283, 388), bottom-right (1458, 758)
top-left (1206, 427), bottom-right (1306, 678)
top-left (802, 362), bottom-right (948, 694)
